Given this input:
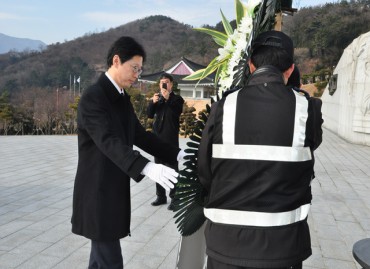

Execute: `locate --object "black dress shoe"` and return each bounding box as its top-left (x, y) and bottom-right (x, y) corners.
top-left (167, 198), bottom-right (176, 211)
top-left (167, 202), bottom-right (175, 211)
top-left (151, 197), bottom-right (167, 206)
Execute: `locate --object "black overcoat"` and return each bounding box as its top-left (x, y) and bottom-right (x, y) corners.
top-left (71, 74), bottom-right (179, 241)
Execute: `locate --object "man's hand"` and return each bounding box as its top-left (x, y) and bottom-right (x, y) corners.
top-left (152, 93), bottom-right (161, 103)
top-left (160, 88), bottom-right (170, 100)
top-left (141, 162), bottom-right (178, 191)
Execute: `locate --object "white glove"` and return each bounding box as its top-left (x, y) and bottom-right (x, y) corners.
top-left (177, 149), bottom-right (187, 161)
top-left (142, 162), bottom-right (178, 191)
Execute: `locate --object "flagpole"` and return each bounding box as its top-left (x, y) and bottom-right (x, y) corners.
top-left (77, 76), bottom-right (81, 96)
top-left (73, 75), bottom-right (76, 97)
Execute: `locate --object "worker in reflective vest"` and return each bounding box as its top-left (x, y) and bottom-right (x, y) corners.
top-left (198, 31), bottom-right (323, 269)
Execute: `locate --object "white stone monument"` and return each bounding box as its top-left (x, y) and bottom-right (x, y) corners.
top-left (321, 31), bottom-right (370, 146)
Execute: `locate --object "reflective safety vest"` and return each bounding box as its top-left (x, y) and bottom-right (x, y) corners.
top-left (198, 66), bottom-right (320, 267)
top-left (204, 86), bottom-right (314, 227)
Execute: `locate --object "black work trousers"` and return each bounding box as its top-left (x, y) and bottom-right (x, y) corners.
top-left (207, 257), bottom-right (302, 269)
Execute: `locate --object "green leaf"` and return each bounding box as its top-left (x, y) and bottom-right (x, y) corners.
top-left (189, 134), bottom-right (201, 143)
top-left (195, 28), bottom-right (228, 44)
top-left (213, 36), bottom-right (226, 47)
top-left (184, 57), bottom-right (223, 82)
top-left (214, 61), bottom-right (223, 87)
top-left (199, 57), bottom-right (222, 79)
top-left (220, 10), bottom-right (233, 36)
top-left (214, 59), bottom-right (229, 87)
top-left (235, 0), bottom-right (245, 26)
top-left (183, 69), bottom-right (207, 81)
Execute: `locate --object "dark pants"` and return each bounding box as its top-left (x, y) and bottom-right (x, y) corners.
top-left (156, 182), bottom-right (176, 198)
top-left (207, 257), bottom-right (302, 269)
top-left (154, 157), bottom-right (178, 199)
top-left (89, 240), bottom-right (123, 269)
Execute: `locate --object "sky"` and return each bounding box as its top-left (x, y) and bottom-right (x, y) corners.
top-left (0, 0), bottom-right (336, 45)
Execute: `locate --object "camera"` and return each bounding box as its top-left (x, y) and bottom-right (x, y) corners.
top-left (162, 83), bottom-right (167, 90)
top-left (158, 94), bottom-right (164, 104)
top-left (157, 92), bottom-right (164, 104)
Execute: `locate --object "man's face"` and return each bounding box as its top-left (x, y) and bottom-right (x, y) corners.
top-left (112, 55), bottom-right (143, 89)
top-left (160, 78), bottom-right (173, 93)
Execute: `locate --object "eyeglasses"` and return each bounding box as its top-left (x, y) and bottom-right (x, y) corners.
top-left (130, 65), bottom-right (143, 75)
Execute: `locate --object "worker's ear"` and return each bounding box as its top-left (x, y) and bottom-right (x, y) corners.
top-left (283, 64), bottom-right (295, 85)
top-left (248, 60), bottom-right (257, 73)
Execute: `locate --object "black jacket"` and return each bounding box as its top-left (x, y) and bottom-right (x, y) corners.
top-left (198, 66), bottom-right (323, 267)
top-left (71, 73), bottom-right (179, 241)
top-left (147, 91), bottom-right (184, 147)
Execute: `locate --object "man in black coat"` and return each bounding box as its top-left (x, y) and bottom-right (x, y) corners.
top-left (147, 73), bottom-right (184, 210)
top-left (198, 31), bottom-right (323, 269)
top-left (71, 36), bottom-right (184, 269)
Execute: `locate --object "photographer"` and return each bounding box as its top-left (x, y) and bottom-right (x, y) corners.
top-left (147, 73), bottom-right (184, 210)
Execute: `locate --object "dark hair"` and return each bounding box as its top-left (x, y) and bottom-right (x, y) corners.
top-left (106, 36), bottom-right (146, 67)
top-left (250, 46), bottom-right (293, 72)
top-left (159, 73), bottom-right (174, 82)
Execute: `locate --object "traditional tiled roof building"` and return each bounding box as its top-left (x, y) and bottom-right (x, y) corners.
top-left (139, 56), bottom-right (215, 100)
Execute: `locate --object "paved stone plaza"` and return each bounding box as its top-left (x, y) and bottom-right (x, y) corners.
top-left (0, 128), bottom-right (369, 269)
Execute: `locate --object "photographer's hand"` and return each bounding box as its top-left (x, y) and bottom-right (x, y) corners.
top-left (161, 89), bottom-right (170, 100)
top-left (152, 93), bottom-right (160, 103)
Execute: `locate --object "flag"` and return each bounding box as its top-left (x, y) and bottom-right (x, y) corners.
top-left (77, 76), bottom-right (80, 83)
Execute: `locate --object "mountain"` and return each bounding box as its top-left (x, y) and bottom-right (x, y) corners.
top-left (0, 15), bottom-right (219, 92)
top-left (1, 2), bottom-right (370, 95)
top-left (0, 33), bottom-right (46, 54)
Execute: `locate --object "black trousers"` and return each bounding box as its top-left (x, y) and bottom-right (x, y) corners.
top-left (207, 257), bottom-right (302, 269)
top-left (155, 182), bottom-right (176, 198)
top-left (89, 240), bottom-right (123, 269)
top-left (154, 157), bottom-right (178, 199)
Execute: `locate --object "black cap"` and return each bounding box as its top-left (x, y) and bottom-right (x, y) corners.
top-left (252, 30), bottom-right (294, 60)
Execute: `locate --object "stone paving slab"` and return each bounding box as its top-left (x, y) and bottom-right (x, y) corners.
top-left (0, 128), bottom-right (369, 268)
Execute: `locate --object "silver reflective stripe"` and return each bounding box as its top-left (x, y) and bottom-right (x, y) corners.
top-left (204, 204), bottom-right (310, 227)
top-left (292, 91), bottom-right (309, 147)
top-left (222, 90), bottom-right (239, 144)
top-left (212, 144), bottom-right (312, 162)
top-left (214, 88), bottom-right (311, 162)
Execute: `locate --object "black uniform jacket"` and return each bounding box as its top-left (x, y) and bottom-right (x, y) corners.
top-left (198, 66), bottom-right (323, 268)
top-left (71, 73), bottom-right (179, 241)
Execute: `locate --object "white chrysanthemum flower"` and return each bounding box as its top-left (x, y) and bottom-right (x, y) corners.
top-left (222, 75), bottom-right (234, 89)
top-left (217, 47), bottom-right (229, 61)
top-left (245, 0), bottom-right (262, 16)
top-left (240, 16), bottom-right (253, 33)
top-left (215, 0), bottom-right (262, 98)
top-left (236, 38), bottom-right (248, 53)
